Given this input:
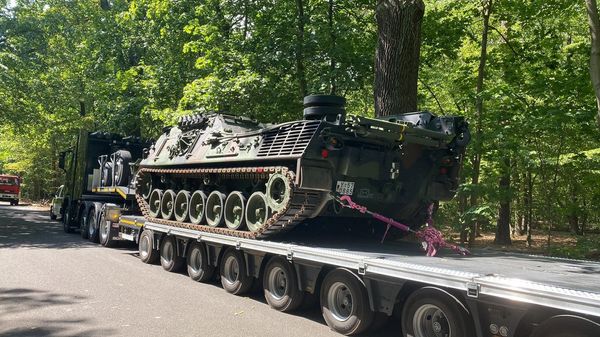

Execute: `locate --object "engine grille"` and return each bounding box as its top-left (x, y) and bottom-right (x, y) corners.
top-left (257, 120), bottom-right (320, 157)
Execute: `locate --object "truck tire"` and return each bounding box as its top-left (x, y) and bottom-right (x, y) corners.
top-left (401, 287), bottom-right (474, 337)
top-left (99, 207), bottom-right (117, 248)
top-left (186, 241), bottom-right (214, 282)
top-left (263, 257), bottom-right (304, 312)
top-left (320, 268), bottom-right (373, 335)
top-left (87, 204), bottom-right (101, 243)
top-left (80, 209), bottom-right (89, 239)
top-left (220, 248), bottom-right (253, 295)
top-left (532, 315), bottom-right (600, 337)
top-left (139, 229), bottom-right (158, 264)
top-left (160, 236), bottom-right (184, 272)
top-left (62, 202), bottom-right (73, 233)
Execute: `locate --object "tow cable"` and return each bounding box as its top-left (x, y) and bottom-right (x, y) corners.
top-left (333, 194), bottom-right (470, 257)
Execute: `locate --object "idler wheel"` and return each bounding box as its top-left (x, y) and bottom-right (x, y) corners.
top-left (189, 190), bottom-right (207, 225)
top-left (224, 191), bottom-right (247, 230)
top-left (266, 173), bottom-right (292, 213)
top-left (148, 189), bottom-right (163, 218)
top-left (138, 173), bottom-right (153, 200)
top-left (245, 192), bottom-right (271, 233)
top-left (160, 189), bottom-right (176, 220)
top-left (206, 191), bottom-right (226, 227)
top-left (174, 190), bottom-right (191, 222)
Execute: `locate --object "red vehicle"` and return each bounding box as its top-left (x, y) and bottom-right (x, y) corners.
top-left (0, 174), bottom-right (21, 206)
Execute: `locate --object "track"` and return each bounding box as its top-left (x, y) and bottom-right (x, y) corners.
top-left (135, 166), bottom-right (325, 239)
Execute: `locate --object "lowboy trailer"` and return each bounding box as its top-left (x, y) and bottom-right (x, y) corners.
top-left (99, 214), bottom-right (600, 337)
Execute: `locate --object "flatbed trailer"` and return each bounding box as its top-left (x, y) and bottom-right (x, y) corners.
top-left (112, 214), bottom-right (600, 337)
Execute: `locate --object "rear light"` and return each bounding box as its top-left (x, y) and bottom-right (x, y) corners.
top-left (321, 149), bottom-right (329, 159)
top-left (439, 167), bottom-right (448, 175)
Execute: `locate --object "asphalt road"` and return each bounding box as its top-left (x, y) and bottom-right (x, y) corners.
top-left (0, 203), bottom-right (399, 337)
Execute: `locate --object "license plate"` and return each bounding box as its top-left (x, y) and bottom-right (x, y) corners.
top-left (335, 181), bottom-right (355, 195)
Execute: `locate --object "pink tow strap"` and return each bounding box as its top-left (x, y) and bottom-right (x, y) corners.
top-left (337, 195), bottom-right (470, 257)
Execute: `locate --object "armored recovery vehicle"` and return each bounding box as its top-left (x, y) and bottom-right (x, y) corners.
top-left (135, 95), bottom-right (470, 239)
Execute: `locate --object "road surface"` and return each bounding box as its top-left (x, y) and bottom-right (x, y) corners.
top-left (0, 203), bottom-right (398, 337)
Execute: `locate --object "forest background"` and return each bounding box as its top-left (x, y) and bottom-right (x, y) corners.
top-left (1, 0), bottom-right (599, 258)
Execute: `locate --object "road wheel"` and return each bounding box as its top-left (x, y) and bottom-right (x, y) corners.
top-left (160, 236), bottom-right (184, 272)
top-left (263, 257), bottom-right (304, 312)
top-left (220, 248), bottom-right (253, 295)
top-left (139, 229), bottom-right (158, 264)
top-left (402, 287), bottom-right (474, 337)
top-left (99, 207), bottom-right (117, 248)
top-left (320, 268), bottom-right (374, 335)
top-left (50, 206), bottom-right (57, 220)
top-left (186, 241), bottom-right (214, 282)
top-left (87, 205), bottom-right (100, 243)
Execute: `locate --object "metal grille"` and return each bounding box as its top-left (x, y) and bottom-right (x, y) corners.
top-left (257, 121), bottom-right (320, 157)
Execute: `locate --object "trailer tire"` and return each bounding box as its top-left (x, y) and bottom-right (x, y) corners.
top-left (532, 315), bottom-right (600, 337)
top-left (320, 268), bottom-right (373, 335)
top-left (220, 248), bottom-right (253, 295)
top-left (186, 242), bottom-right (214, 282)
top-left (263, 257), bottom-right (304, 312)
top-left (160, 236), bottom-right (184, 272)
top-left (139, 229), bottom-right (158, 264)
top-left (401, 287), bottom-right (473, 337)
top-left (87, 204), bottom-right (101, 243)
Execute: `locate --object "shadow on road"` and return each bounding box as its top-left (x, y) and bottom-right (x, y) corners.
top-left (0, 288), bottom-right (116, 337)
top-left (0, 206), bottom-right (94, 249)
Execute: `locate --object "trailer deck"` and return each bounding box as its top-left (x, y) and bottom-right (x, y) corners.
top-left (119, 215), bottom-right (600, 318)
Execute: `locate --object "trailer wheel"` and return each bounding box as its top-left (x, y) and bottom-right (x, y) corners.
top-left (532, 315), bottom-right (600, 337)
top-left (87, 205), bottom-right (100, 243)
top-left (401, 287), bottom-right (473, 337)
top-left (186, 241), bottom-right (214, 282)
top-left (263, 257), bottom-right (304, 312)
top-left (220, 248), bottom-right (253, 295)
top-left (160, 236), bottom-right (184, 272)
top-left (320, 268), bottom-right (374, 335)
top-left (139, 229), bottom-right (158, 264)
top-left (99, 208), bottom-right (117, 248)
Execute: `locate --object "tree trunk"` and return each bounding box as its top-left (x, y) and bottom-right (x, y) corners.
top-left (295, 0), bottom-right (308, 98)
top-left (328, 0), bottom-right (337, 94)
top-left (495, 155), bottom-right (512, 245)
top-left (468, 0), bottom-right (492, 244)
top-left (525, 168), bottom-right (533, 247)
top-left (374, 0), bottom-right (424, 116)
top-left (585, 0), bottom-right (600, 127)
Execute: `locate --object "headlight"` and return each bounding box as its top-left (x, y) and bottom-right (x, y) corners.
top-left (105, 206), bottom-right (121, 223)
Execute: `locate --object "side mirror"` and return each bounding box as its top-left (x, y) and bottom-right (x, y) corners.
top-left (58, 152), bottom-right (66, 170)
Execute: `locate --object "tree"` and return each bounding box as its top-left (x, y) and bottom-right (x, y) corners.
top-left (374, 0), bottom-right (424, 116)
top-left (585, 0), bottom-right (600, 127)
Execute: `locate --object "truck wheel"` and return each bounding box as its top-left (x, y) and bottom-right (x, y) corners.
top-left (320, 268), bottom-right (373, 335)
top-left (80, 210), bottom-right (89, 239)
top-left (532, 315), bottom-right (600, 337)
top-left (139, 229), bottom-right (158, 264)
top-left (186, 241), bottom-right (214, 282)
top-left (11, 199), bottom-right (19, 206)
top-left (263, 257), bottom-right (304, 312)
top-left (50, 207), bottom-right (57, 220)
top-left (99, 208), bottom-right (117, 248)
top-left (220, 248), bottom-right (253, 295)
top-left (401, 287), bottom-right (474, 337)
top-left (87, 205), bottom-right (100, 243)
top-left (160, 236), bottom-right (184, 272)
top-left (63, 207), bottom-right (73, 233)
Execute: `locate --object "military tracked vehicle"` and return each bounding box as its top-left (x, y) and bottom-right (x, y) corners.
top-left (134, 95), bottom-right (470, 239)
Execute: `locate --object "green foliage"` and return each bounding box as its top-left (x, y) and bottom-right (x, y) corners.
top-left (0, 0), bottom-right (598, 244)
